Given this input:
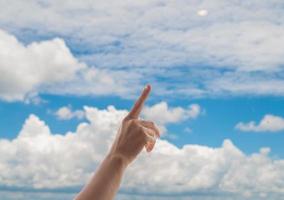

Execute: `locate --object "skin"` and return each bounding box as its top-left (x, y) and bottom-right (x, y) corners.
top-left (75, 84), bottom-right (160, 200)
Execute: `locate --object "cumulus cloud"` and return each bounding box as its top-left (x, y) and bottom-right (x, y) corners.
top-left (0, 29), bottom-right (85, 101)
top-left (0, 106), bottom-right (125, 189)
top-left (236, 114), bottom-right (284, 132)
top-left (0, 29), bottom-right (139, 102)
top-left (0, 105), bottom-right (283, 199)
top-left (1, 1), bottom-right (284, 99)
top-left (54, 105), bottom-right (84, 120)
top-left (142, 101), bottom-right (201, 133)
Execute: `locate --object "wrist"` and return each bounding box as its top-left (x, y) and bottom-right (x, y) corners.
top-left (106, 152), bottom-right (129, 169)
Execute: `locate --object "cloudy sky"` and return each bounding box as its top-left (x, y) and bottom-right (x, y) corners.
top-left (0, 0), bottom-right (284, 199)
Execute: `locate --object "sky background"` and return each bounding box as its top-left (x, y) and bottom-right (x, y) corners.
top-left (0, 0), bottom-right (284, 199)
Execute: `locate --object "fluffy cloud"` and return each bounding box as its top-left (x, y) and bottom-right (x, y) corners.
top-left (0, 106), bottom-right (124, 189)
top-left (236, 114), bottom-right (284, 132)
top-left (1, 0), bottom-right (284, 71)
top-left (1, 1), bottom-right (284, 99)
top-left (0, 29), bottom-right (86, 101)
top-left (2, 0), bottom-right (284, 100)
top-left (0, 105), bottom-right (283, 199)
top-left (54, 105), bottom-right (84, 120)
top-left (0, 29), bottom-right (139, 102)
top-left (142, 101), bottom-right (201, 133)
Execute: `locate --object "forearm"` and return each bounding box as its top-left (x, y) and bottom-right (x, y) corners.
top-left (74, 85), bottom-right (158, 200)
top-left (75, 154), bottom-right (127, 200)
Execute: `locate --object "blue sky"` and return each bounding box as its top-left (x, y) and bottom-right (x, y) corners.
top-left (0, 0), bottom-right (284, 199)
top-left (1, 95), bottom-right (284, 158)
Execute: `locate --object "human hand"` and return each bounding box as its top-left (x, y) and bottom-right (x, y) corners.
top-left (108, 84), bottom-right (160, 166)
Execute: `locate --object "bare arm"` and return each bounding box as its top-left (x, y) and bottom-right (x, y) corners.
top-left (75, 84), bottom-right (160, 200)
top-left (74, 153), bottom-right (127, 200)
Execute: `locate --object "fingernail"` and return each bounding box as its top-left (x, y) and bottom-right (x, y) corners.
top-left (144, 84), bottom-right (150, 90)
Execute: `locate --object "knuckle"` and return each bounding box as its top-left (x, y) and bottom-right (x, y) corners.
top-left (137, 125), bottom-right (144, 132)
top-left (129, 119), bottom-right (139, 126)
top-left (144, 120), bottom-right (155, 127)
top-left (122, 117), bottom-right (128, 123)
top-left (149, 121), bottom-right (155, 126)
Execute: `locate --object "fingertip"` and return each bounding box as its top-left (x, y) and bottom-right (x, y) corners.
top-left (146, 147), bottom-right (152, 153)
top-left (144, 84), bottom-right (151, 93)
top-left (127, 84), bottom-right (152, 119)
top-left (143, 84), bottom-right (151, 100)
top-left (146, 141), bottom-right (155, 152)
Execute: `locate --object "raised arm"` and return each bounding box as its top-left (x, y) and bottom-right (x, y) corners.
top-left (74, 84), bottom-right (160, 200)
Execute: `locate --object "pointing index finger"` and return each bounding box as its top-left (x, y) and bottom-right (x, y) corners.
top-left (126, 84), bottom-right (151, 119)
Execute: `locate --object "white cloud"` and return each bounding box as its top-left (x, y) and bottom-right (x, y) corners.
top-left (205, 71), bottom-right (284, 97)
top-left (0, 105), bottom-right (125, 189)
top-left (0, 105), bottom-right (283, 199)
top-left (54, 105), bottom-right (84, 120)
top-left (1, 0), bottom-right (284, 72)
top-left (0, 29), bottom-right (139, 102)
top-left (1, 1), bottom-right (284, 99)
top-left (0, 29), bottom-right (85, 101)
top-left (47, 67), bottom-right (142, 99)
top-left (236, 114), bottom-right (284, 132)
top-left (142, 101), bottom-right (201, 133)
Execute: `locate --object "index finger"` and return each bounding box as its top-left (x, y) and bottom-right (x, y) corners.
top-left (126, 84), bottom-right (151, 119)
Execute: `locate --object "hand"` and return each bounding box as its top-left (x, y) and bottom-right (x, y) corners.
top-left (108, 84), bottom-right (160, 166)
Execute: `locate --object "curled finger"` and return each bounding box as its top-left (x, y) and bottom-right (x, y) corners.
top-left (141, 126), bottom-right (157, 152)
top-left (139, 120), bottom-right (160, 138)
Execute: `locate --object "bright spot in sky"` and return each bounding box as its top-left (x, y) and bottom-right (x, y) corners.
top-left (197, 9), bottom-right (208, 16)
